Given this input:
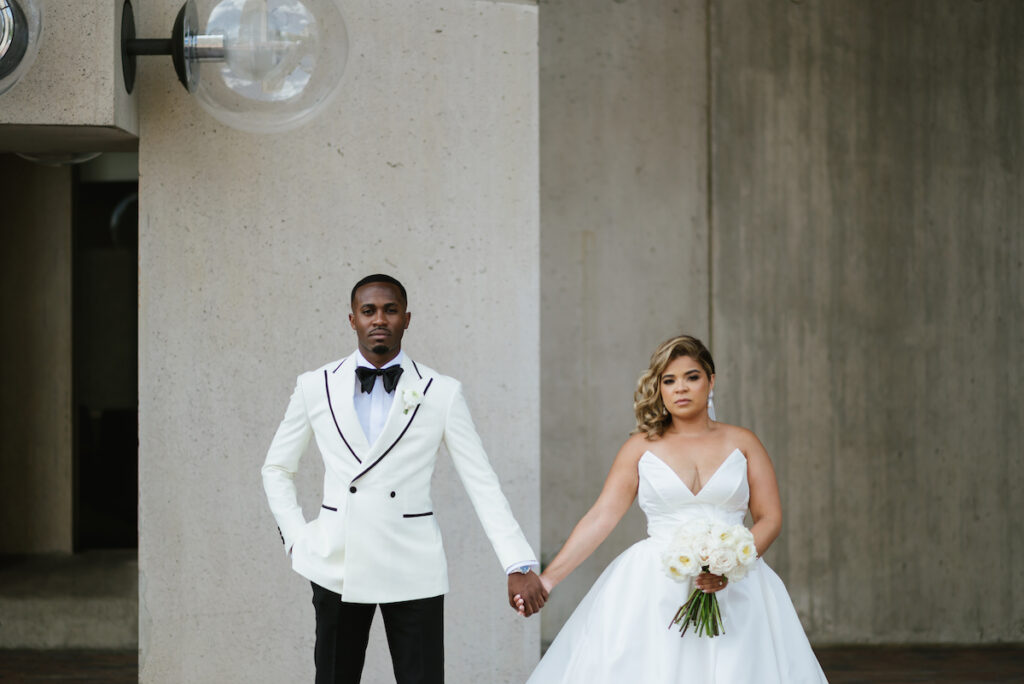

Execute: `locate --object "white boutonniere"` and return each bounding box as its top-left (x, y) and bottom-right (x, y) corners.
top-left (402, 388), bottom-right (424, 414)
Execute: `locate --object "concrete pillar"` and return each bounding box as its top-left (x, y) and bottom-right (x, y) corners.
top-left (0, 154), bottom-right (73, 553)
top-left (136, 1), bottom-right (540, 681)
top-left (711, 0), bottom-right (1024, 643)
top-left (539, 0), bottom-right (709, 642)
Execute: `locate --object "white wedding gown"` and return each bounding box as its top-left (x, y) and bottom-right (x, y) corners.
top-left (527, 449), bottom-right (828, 683)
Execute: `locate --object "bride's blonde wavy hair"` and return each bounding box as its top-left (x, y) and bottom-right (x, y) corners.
top-left (633, 335), bottom-right (715, 440)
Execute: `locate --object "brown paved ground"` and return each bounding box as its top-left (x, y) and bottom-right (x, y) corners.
top-left (0, 646), bottom-right (1022, 683)
top-left (816, 646), bottom-right (1024, 683)
top-left (0, 650), bottom-right (136, 683)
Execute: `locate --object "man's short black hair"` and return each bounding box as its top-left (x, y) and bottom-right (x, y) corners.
top-left (350, 274), bottom-right (408, 307)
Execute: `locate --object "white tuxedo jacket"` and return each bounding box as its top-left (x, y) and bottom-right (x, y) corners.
top-left (262, 351), bottom-right (536, 604)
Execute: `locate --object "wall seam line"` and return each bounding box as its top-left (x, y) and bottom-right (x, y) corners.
top-left (706, 0), bottom-right (714, 348)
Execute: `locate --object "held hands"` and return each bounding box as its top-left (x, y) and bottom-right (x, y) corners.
top-left (508, 571), bottom-right (549, 617)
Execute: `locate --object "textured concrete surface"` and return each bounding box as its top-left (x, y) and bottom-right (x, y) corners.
top-left (710, 0), bottom-right (1024, 643)
top-left (0, 0), bottom-right (138, 152)
top-left (538, 0), bottom-right (709, 642)
top-left (0, 155), bottom-right (72, 554)
top-left (136, 1), bottom-right (540, 682)
top-left (539, 0), bottom-right (1022, 648)
top-left (0, 551), bottom-right (137, 648)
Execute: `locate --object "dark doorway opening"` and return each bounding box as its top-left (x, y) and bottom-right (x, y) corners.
top-left (72, 172), bottom-right (138, 551)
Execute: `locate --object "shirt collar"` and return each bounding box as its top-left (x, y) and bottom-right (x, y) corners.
top-left (354, 349), bottom-right (404, 370)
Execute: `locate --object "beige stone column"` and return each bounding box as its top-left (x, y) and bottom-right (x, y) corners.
top-left (136, 1), bottom-right (540, 681)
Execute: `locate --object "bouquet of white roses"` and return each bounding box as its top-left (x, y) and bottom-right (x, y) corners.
top-left (661, 518), bottom-right (757, 637)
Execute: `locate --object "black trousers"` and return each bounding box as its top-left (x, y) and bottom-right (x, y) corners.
top-left (311, 582), bottom-right (444, 684)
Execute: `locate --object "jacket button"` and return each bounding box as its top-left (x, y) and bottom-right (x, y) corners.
top-left (349, 486), bottom-right (357, 493)
top-left (390, 491), bottom-right (396, 498)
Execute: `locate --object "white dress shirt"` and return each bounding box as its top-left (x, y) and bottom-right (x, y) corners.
top-left (353, 350), bottom-right (403, 445)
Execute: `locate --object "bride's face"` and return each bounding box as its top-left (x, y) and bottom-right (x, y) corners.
top-left (660, 355), bottom-right (714, 419)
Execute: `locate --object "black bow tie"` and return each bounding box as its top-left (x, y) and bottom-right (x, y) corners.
top-left (355, 365), bottom-right (404, 394)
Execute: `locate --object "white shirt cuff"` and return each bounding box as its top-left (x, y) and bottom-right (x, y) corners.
top-left (505, 561), bottom-right (539, 575)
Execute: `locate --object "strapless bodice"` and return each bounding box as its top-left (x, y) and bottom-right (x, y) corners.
top-left (638, 448), bottom-right (749, 542)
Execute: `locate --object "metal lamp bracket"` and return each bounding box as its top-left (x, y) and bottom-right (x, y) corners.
top-left (121, 0), bottom-right (224, 94)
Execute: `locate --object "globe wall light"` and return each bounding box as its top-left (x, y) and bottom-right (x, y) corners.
top-left (0, 0), bottom-right (43, 96)
top-left (122, 0), bottom-right (349, 133)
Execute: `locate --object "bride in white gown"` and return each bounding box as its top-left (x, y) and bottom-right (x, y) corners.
top-left (523, 335), bottom-right (828, 683)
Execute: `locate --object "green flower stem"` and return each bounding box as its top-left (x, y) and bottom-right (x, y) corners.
top-left (670, 586), bottom-right (726, 638)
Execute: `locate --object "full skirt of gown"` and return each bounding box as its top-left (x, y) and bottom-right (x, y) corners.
top-left (527, 450), bottom-right (828, 684)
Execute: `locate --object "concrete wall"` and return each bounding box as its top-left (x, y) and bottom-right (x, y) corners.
top-left (540, 0), bottom-right (1023, 646)
top-left (136, 1), bottom-right (540, 682)
top-left (711, 0), bottom-right (1023, 643)
top-left (0, 155), bottom-right (73, 553)
top-left (0, 0), bottom-right (1016, 666)
top-left (539, 0), bottom-right (709, 641)
top-left (0, 0), bottom-right (137, 152)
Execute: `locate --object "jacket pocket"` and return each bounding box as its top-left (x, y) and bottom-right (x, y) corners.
top-left (402, 512), bottom-right (433, 518)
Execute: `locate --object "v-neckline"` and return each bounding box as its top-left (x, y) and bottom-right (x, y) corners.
top-left (642, 448), bottom-right (744, 497)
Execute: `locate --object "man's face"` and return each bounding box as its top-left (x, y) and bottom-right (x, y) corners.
top-left (349, 283), bottom-right (411, 363)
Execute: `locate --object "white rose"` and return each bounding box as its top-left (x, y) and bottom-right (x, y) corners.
top-left (730, 526), bottom-right (757, 566)
top-left (696, 539), bottom-right (715, 565)
top-left (715, 526), bottom-right (736, 546)
top-left (707, 547), bottom-right (737, 575)
top-left (730, 524), bottom-right (754, 544)
top-left (663, 549), bottom-right (700, 582)
top-left (734, 538), bottom-right (757, 567)
top-left (402, 388), bottom-right (424, 414)
top-left (728, 564), bottom-right (749, 582)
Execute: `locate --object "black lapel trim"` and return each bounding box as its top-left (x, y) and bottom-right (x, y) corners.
top-left (411, 359), bottom-right (423, 379)
top-left (350, 377), bottom-right (433, 484)
top-left (402, 512), bottom-right (433, 518)
top-left (324, 369), bottom-right (361, 464)
top-left (332, 358), bottom-right (346, 374)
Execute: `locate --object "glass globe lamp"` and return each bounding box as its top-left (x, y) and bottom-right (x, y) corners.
top-left (123, 0), bottom-right (348, 134)
top-left (0, 0), bottom-right (43, 96)
top-left (194, 0), bottom-right (348, 133)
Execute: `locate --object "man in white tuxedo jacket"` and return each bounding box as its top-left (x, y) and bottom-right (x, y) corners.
top-left (262, 274), bottom-right (547, 684)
